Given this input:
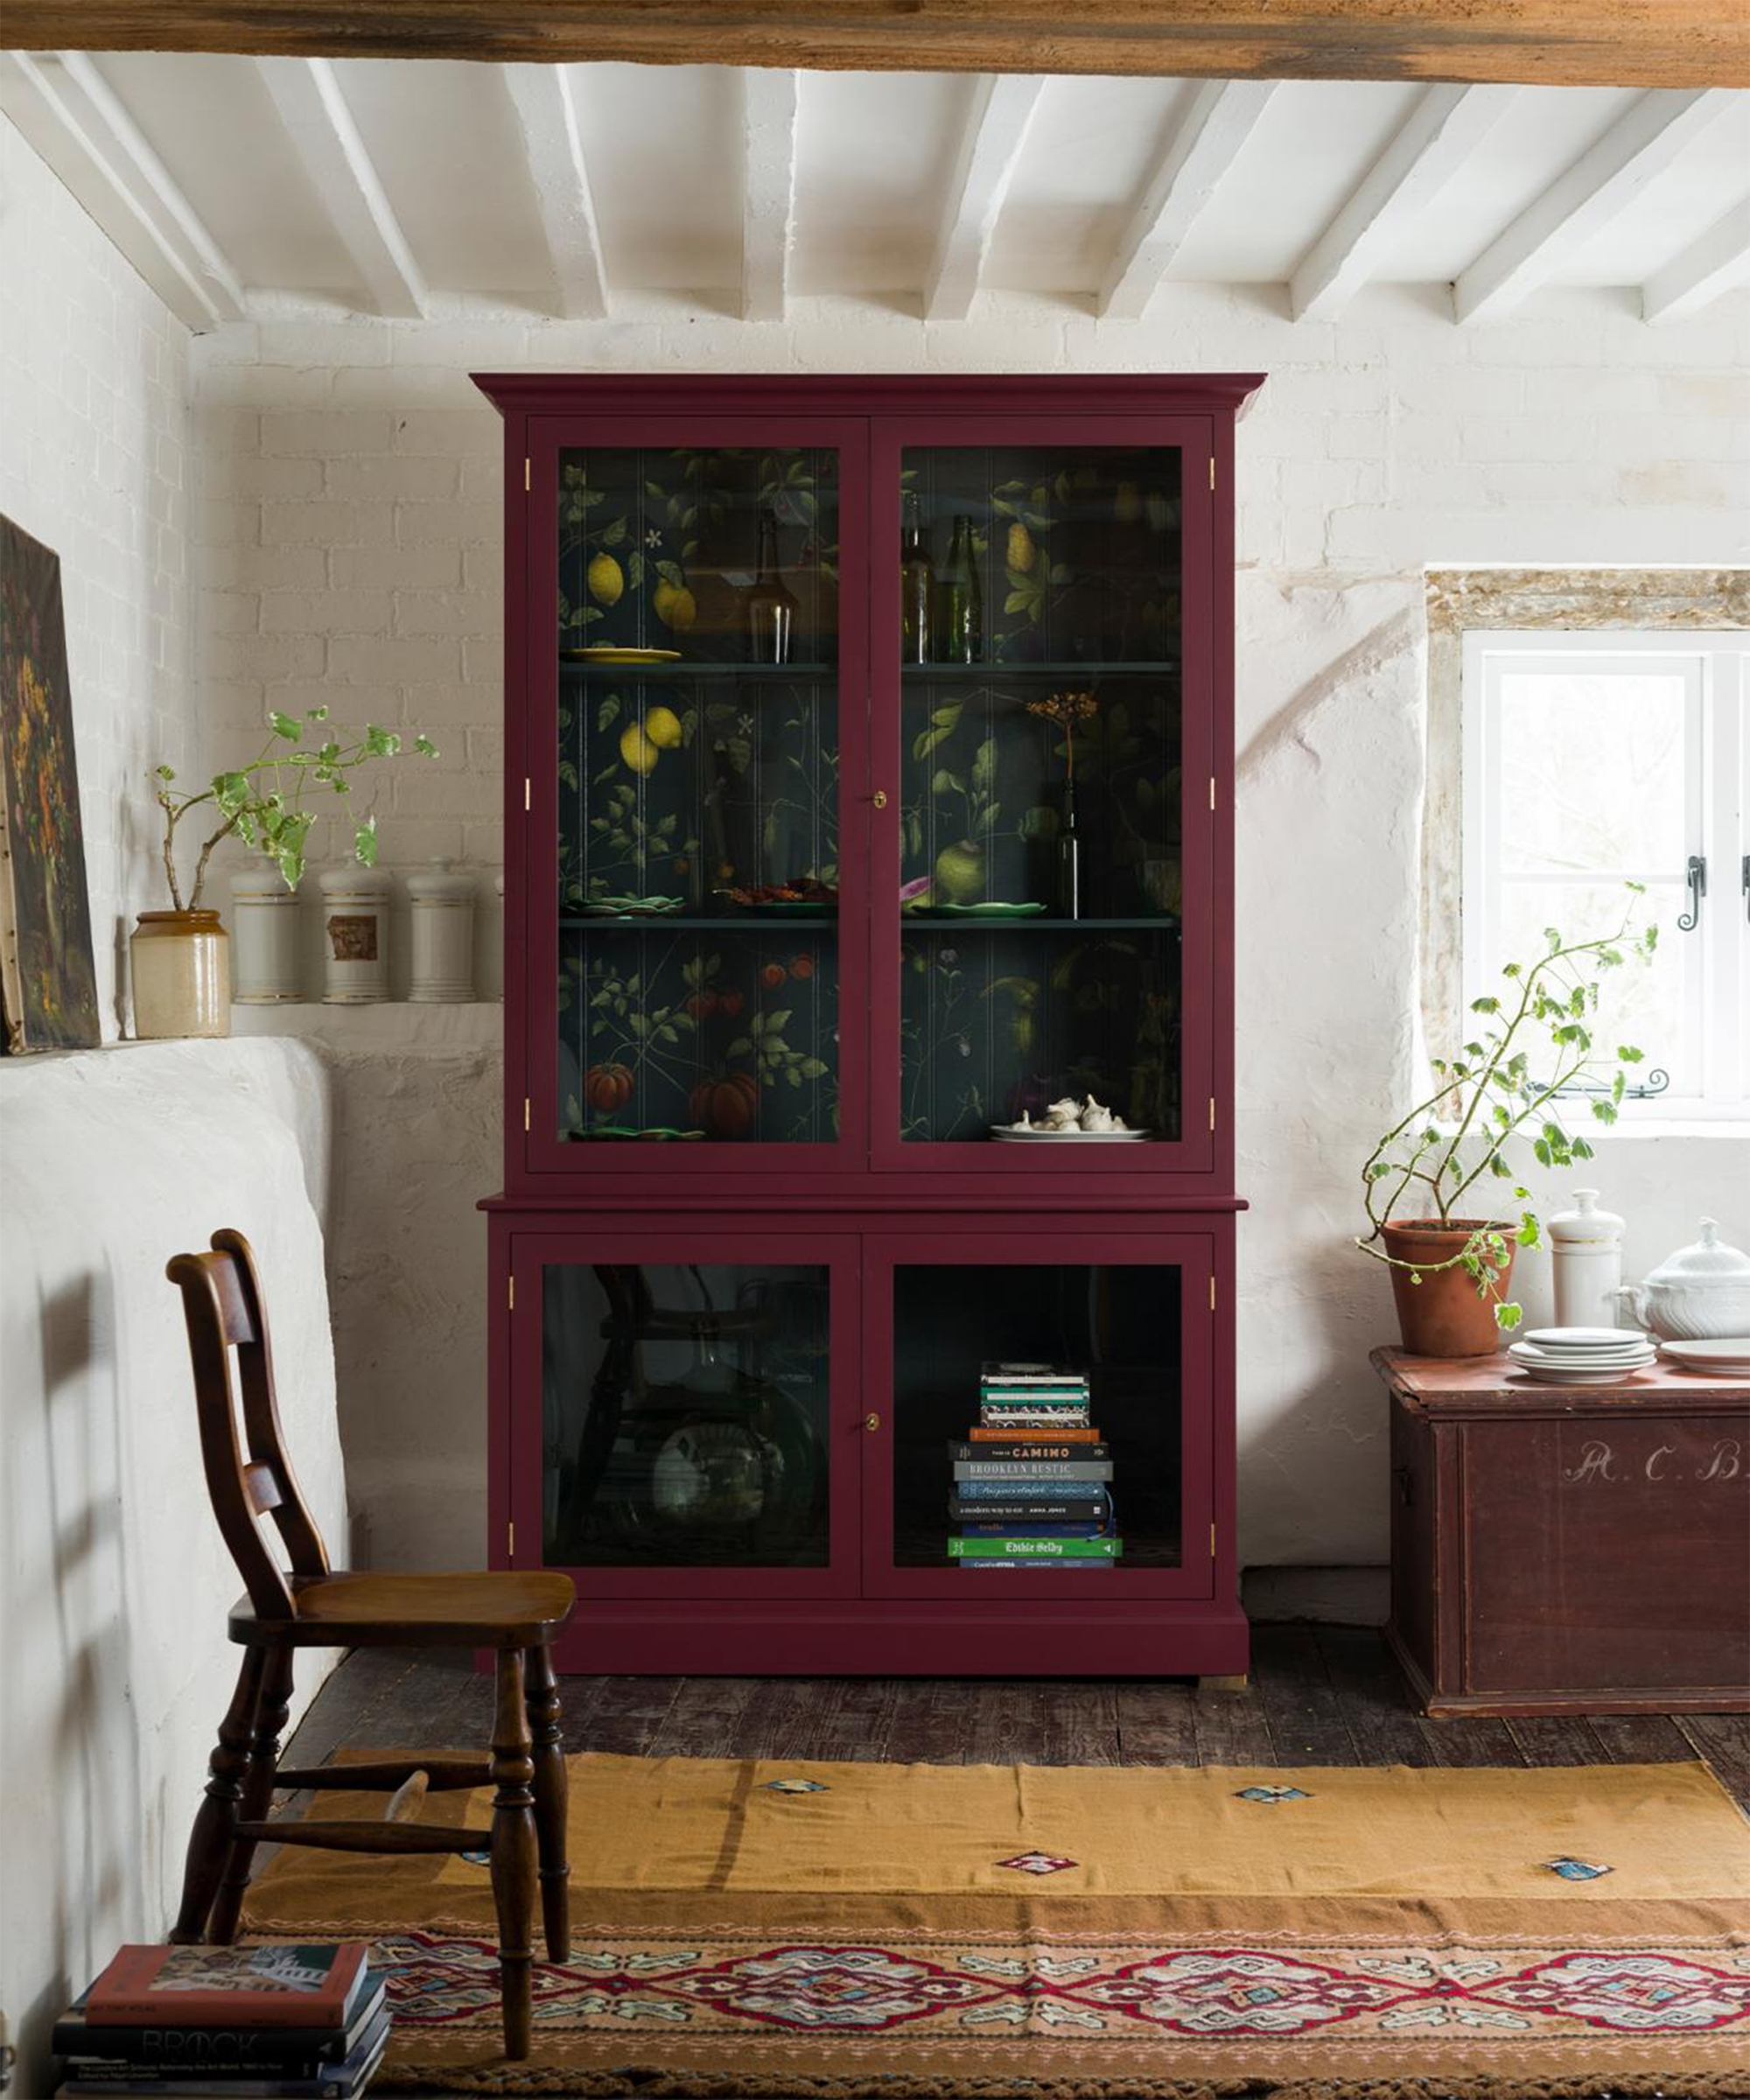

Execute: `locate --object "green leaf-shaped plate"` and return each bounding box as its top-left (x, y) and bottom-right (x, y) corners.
top-left (582, 895), bottom-right (686, 916)
top-left (929, 901), bottom-right (1047, 917)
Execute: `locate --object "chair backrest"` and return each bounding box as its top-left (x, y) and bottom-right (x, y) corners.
top-left (166, 1228), bottom-right (330, 1617)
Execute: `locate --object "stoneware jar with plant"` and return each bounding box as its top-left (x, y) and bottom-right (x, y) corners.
top-left (1357, 892), bottom-right (1657, 1357)
top-left (133, 706), bottom-right (436, 1040)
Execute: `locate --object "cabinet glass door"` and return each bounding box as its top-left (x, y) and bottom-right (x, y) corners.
top-left (870, 417), bottom-right (1213, 1171)
top-left (527, 419), bottom-right (867, 1171)
top-left (861, 1232), bottom-right (1214, 1599)
top-left (512, 1231), bottom-right (861, 1598)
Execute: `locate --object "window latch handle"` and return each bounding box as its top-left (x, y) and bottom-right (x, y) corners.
top-left (1678, 853), bottom-right (1706, 933)
top-left (1741, 854), bottom-right (1749, 928)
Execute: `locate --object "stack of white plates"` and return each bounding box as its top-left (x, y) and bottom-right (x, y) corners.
top-left (1507, 1326), bottom-right (1657, 1385)
top-left (1660, 1337), bottom-right (1750, 1376)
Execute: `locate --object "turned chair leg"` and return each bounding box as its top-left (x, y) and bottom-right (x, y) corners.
top-left (526, 1644), bottom-right (570, 1962)
top-left (170, 1646), bottom-right (268, 1944)
top-left (490, 1648), bottom-right (538, 2058)
top-left (206, 1646), bottom-right (295, 1944)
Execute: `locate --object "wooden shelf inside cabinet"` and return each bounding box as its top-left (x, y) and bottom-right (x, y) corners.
top-left (480, 372), bottom-right (1259, 1680)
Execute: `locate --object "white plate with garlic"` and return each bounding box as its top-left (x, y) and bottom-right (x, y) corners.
top-left (991, 1096), bottom-right (1152, 1140)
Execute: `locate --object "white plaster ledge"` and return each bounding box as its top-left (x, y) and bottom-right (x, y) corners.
top-left (230, 1001), bottom-right (504, 1055)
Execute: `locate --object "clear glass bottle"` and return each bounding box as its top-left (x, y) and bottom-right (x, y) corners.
top-left (1057, 779), bottom-right (1082, 919)
top-left (744, 505), bottom-right (797, 665)
top-left (900, 491), bottom-right (933, 664)
top-left (935, 513), bottom-right (982, 665)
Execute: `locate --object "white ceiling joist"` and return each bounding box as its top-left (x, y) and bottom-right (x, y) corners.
top-left (502, 63), bottom-right (610, 320)
top-left (1099, 80), bottom-right (1276, 321)
top-left (1290, 84), bottom-right (1516, 321)
top-left (742, 67), bottom-right (800, 323)
top-left (257, 55), bottom-right (426, 318)
top-left (0, 50), bottom-right (242, 330)
top-left (1642, 196), bottom-right (1750, 322)
top-left (1454, 87), bottom-right (1734, 324)
top-left (925, 74), bottom-right (1045, 322)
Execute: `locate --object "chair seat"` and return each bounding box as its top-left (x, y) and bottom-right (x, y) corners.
top-left (228, 1569), bottom-right (577, 1648)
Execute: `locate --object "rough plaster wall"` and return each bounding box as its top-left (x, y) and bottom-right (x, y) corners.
top-left (0, 115), bottom-right (199, 1038)
top-left (0, 1039), bottom-right (346, 2097)
top-left (187, 285), bottom-right (1750, 1572)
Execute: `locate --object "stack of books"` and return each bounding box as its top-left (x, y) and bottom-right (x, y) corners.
top-left (948, 1362), bottom-right (1120, 1569)
top-left (54, 1945), bottom-right (387, 2099)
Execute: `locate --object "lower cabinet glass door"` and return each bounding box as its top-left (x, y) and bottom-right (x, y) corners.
top-left (862, 1231), bottom-right (1214, 1599)
top-left (512, 1232), bottom-right (861, 1598)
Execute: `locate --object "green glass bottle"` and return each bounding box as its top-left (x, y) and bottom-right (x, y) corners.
top-left (900, 491), bottom-right (932, 664)
top-left (935, 513), bottom-right (982, 665)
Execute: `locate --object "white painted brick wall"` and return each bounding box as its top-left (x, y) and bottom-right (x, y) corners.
top-left (1, 116), bottom-right (197, 1038)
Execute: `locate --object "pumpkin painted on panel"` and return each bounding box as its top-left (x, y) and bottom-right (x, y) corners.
top-left (584, 1062), bottom-right (634, 1113)
top-left (690, 1071), bottom-right (759, 1139)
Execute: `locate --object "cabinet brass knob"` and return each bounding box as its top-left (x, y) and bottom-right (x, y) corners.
top-left (872, 789), bottom-right (889, 808)
top-left (864, 1411), bottom-right (881, 1432)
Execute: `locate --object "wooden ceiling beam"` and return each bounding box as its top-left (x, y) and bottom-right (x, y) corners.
top-left (0, 48), bottom-right (242, 329)
top-left (1289, 83), bottom-right (1516, 321)
top-left (6, 3), bottom-right (1746, 91)
top-left (502, 62), bottom-right (611, 319)
top-left (925, 73), bottom-right (1045, 322)
top-left (1642, 196), bottom-right (1750, 322)
top-left (742, 66), bottom-right (799, 322)
top-left (257, 55), bottom-right (428, 318)
top-left (1454, 87), bottom-right (1733, 322)
top-left (1099, 80), bottom-right (1275, 321)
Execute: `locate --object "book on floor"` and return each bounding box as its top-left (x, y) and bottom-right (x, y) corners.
top-left (84, 1947), bottom-right (373, 2031)
top-left (57, 2010), bottom-right (389, 2099)
top-left (54, 1989), bottom-right (387, 2072)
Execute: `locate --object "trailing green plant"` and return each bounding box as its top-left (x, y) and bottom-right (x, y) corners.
top-left (1355, 890), bottom-right (1658, 1331)
top-left (152, 706), bottom-right (437, 907)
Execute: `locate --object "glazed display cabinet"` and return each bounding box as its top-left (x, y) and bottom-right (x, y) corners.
top-left (477, 377), bottom-right (1259, 1676)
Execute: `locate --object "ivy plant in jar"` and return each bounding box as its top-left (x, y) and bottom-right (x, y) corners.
top-left (1356, 893), bottom-right (1658, 1356)
top-left (136, 707), bottom-right (436, 1038)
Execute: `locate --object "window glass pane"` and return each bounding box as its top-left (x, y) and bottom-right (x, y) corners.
top-left (1497, 668), bottom-right (1686, 875)
top-left (542, 1263), bottom-right (830, 1566)
top-left (1492, 880), bottom-right (1684, 1089)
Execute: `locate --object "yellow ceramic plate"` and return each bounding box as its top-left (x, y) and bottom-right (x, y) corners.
top-left (561, 646), bottom-right (682, 665)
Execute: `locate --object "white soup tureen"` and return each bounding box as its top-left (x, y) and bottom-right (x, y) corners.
top-left (1615, 1219), bottom-right (1750, 1340)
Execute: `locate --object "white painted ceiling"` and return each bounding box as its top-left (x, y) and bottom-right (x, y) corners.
top-left (4, 52), bottom-right (1748, 331)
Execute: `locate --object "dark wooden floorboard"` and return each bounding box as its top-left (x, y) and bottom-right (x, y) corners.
top-left (1505, 1715), bottom-right (1608, 1766)
top-left (1251, 1625), bottom-right (1357, 1766)
top-left (1315, 1627), bottom-right (1436, 1768)
top-left (1676, 1712), bottom-right (1750, 1814)
top-left (281, 1640), bottom-right (1746, 1816)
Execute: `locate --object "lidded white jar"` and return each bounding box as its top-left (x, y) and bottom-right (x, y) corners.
top-left (407, 858), bottom-right (476, 1003)
top-left (230, 867), bottom-right (304, 1003)
top-left (318, 865), bottom-right (392, 1004)
top-left (1548, 1188), bottom-right (1626, 1330)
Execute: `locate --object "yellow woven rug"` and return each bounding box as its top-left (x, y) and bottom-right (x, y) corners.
top-left (244, 1754), bottom-right (1750, 2097)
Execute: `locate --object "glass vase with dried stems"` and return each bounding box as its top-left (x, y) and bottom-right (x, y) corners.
top-left (1026, 690), bottom-right (1098, 919)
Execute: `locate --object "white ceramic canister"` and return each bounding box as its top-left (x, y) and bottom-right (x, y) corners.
top-left (407, 858), bottom-right (476, 1002)
top-left (1617, 1220), bottom-right (1750, 1340)
top-left (130, 910), bottom-right (230, 1039)
top-left (318, 865), bottom-right (392, 1004)
top-left (230, 866), bottom-right (304, 1002)
top-left (1547, 1188), bottom-right (1626, 1330)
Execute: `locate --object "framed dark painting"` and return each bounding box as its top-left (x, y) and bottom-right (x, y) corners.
top-left (0, 516), bottom-right (100, 1052)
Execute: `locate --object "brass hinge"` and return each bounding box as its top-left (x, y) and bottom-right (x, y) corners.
top-left (508, 1519), bottom-right (515, 1558)
top-left (1209, 1273), bottom-right (1217, 1312)
top-left (524, 458), bottom-right (531, 493)
top-left (508, 1273), bottom-right (515, 1312)
top-left (1210, 1522), bottom-right (1217, 1558)
top-left (1208, 457), bottom-right (1215, 493)
top-left (1209, 774), bottom-right (1216, 812)
top-left (1208, 1095), bottom-right (1217, 1132)
top-left (524, 777), bottom-right (531, 813)
top-left (524, 1096), bottom-right (531, 1132)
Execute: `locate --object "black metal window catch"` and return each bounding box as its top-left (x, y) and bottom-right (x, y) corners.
top-left (1677, 853), bottom-right (1706, 932)
top-left (1742, 853), bottom-right (1749, 927)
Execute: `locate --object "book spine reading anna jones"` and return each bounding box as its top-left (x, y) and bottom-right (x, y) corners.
top-left (952, 1368), bottom-right (1120, 1567)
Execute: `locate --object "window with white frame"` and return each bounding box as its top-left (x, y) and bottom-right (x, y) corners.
top-left (1462, 630), bottom-right (1749, 1119)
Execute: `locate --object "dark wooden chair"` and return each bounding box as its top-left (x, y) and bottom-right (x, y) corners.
top-left (166, 1228), bottom-right (575, 2059)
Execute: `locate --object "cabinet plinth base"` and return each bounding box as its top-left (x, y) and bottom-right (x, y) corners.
top-left (538, 1600), bottom-right (1249, 1678)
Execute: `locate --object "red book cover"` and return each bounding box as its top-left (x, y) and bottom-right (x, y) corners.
top-left (86, 1946), bottom-right (369, 2028)
top-left (970, 1424), bottom-right (1100, 1443)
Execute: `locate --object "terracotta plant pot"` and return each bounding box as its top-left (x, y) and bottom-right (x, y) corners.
top-left (1380, 1218), bottom-right (1515, 1358)
top-left (130, 909), bottom-right (230, 1040)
